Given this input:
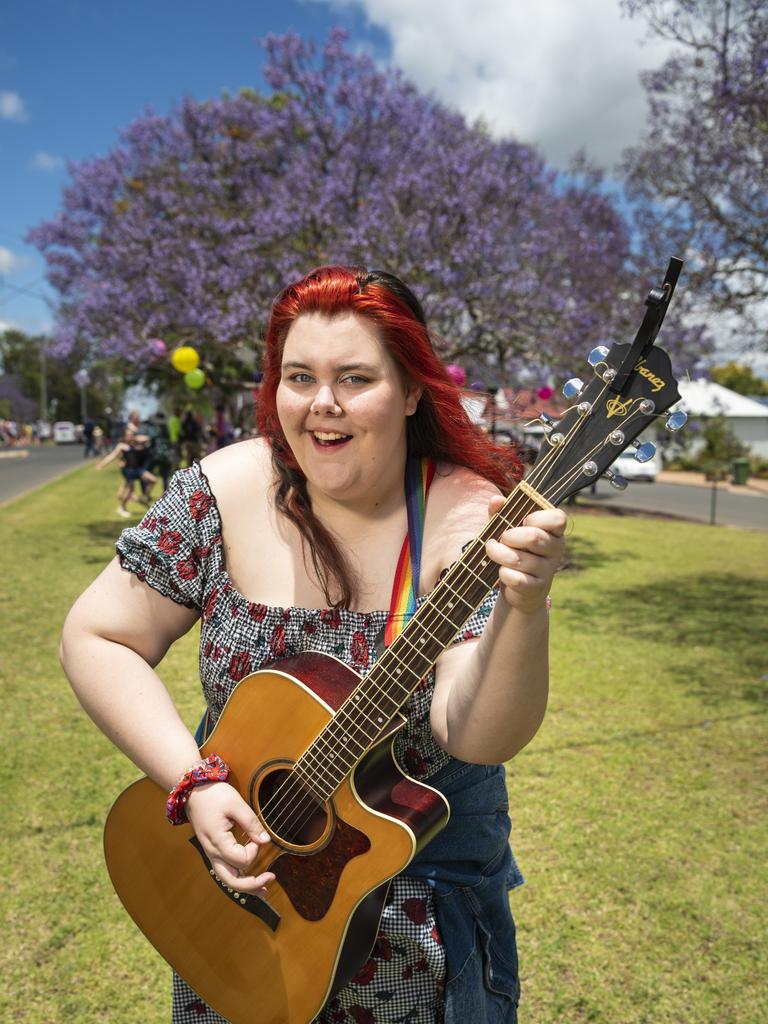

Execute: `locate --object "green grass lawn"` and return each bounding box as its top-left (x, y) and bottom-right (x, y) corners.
top-left (1, 463), bottom-right (766, 1023)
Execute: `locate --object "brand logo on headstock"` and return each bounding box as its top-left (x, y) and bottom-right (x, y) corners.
top-left (606, 396), bottom-right (632, 418)
top-left (634, 358), bottom-right (666, 393)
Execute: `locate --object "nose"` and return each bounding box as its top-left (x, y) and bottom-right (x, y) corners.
top-left (310, 383), bottom-right (341, 416)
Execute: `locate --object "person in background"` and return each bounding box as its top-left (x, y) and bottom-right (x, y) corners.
top-left (180, 409), bottom-right (203, 466)
top-left (147, 412), bottom-right (175, 493)
top-left (96, 430), bottom-right (157, 518)
top-left (82, 418), bottom-right (97, 458)
top-left (214, 404), bottom-right (233, 449)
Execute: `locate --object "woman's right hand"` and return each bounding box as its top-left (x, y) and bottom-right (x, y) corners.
top-left (185, 782), bottom-right (276, 896)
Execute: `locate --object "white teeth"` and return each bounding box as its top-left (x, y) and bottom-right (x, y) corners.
top-left (313, 431), bottom-right (348, 441)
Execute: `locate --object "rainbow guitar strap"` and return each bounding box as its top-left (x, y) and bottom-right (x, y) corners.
top-left (383, 457), bottom-right (437, 647)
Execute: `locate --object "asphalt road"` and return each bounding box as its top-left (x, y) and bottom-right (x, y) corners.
top-left (1, 443), bottom-right (766, 530)
top-left (576, 478), bottom-right (768, 531)
top-left (0, 442), bottom-right (87, 506)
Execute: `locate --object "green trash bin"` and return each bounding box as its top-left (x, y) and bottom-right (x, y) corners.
top-left (731, 458), bottom-right (750, 485)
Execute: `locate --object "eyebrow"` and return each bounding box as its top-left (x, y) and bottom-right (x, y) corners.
top-left (281, 361), bottom-right (380, 373)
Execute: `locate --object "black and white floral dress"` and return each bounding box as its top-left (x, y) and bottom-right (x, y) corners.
top-left (116, 463), bottom-right (498, 1024)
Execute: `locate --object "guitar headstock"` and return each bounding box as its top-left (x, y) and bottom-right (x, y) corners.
top-left (527, 342), bottom-right (685, 506)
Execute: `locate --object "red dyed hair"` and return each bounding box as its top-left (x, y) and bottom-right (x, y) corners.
top-left (257, 265), bottom-right (522, 607)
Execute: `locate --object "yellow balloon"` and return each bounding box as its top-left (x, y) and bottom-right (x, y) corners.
top-left (171, 346), bottom-right (200, 373)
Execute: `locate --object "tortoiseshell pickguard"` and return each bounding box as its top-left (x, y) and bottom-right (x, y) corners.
top-left (271, 817), bottom-right (371, 921)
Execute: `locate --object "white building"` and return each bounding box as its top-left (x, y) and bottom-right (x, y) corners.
top-left (672, 380), bottom-right (768, 458)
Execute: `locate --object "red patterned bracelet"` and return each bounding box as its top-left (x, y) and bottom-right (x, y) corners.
top-left (165, 754), bottom-right (230, 826)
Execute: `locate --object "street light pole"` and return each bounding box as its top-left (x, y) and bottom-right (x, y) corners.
top-left (39, 339), bottom-right (48, 424)
top-left (73, 368), bottom-right (90, 422)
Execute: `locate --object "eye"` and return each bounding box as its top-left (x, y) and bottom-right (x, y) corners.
top-left (285, 371), bottom-right (314, 384)
top-left (339, 374), bottom-right (369, 385)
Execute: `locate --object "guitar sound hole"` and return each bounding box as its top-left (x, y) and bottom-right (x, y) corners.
top-left (255, 766), bottom-right (331, 848)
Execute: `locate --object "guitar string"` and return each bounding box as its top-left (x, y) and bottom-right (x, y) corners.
top-left (253, 487), bottom-right (551, 834)
top-left (251, 494), bottom-right (544, 839)
top-left (255, 374), bottom-right (659, 838)
top-left (253, 382), bottom-right (609, 837)
top-left (253, 379), bottom-right (614, 837)
top-left (255, 497), bottom-right (574, 834)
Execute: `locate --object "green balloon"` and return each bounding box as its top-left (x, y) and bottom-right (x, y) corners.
top-left (184, 368), bottom-right (205, 390)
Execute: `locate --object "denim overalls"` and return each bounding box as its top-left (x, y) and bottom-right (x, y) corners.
top-left (406, 757), bottom-right (524, 1023)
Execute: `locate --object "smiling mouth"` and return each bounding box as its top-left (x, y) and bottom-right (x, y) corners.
top-left (311, 431), bottom-right (352, 447)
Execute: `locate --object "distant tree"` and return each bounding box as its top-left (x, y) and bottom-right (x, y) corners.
top-left (620, 0), bottom-right (767, 349)
top-left (27, 29), bottom-right (710, 399)
top-left (709, 360), bottom-right (768, 395)
top-left (0, 329), bottom-right (122, 423)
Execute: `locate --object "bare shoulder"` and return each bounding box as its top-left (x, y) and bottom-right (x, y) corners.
top-left (420, 463), bottom-right (501, 592)
top-left (430, 462), bottom-right (500, 528)
top-left (200, 437), bottom-right (274, 500)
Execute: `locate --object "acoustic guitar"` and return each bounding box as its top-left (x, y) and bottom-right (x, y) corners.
top-left (104, 261), bottom-right (687, 1023)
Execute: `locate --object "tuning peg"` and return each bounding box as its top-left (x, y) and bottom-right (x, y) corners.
top-left (603, 469), bottom-right (629, 491)
top-left (632, 441), bottom-right (657, 463)
top-left (539, 411), bottom-right (558, 432)
top-left (562, 377), bottom-right (584, 399)
top-left (665, 409), bottom-right (687, 431)
top-left (587, 346), bottom-right (610, 367)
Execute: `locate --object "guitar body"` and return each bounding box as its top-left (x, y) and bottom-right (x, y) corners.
top-left (104, 652), bottom-right (450, 1024)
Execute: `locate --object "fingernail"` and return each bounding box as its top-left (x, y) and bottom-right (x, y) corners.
top-left (259, 831), bottom-right (270, 843)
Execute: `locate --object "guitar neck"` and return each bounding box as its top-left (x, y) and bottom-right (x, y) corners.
top-left (296, 481), bottom-right (552, 801)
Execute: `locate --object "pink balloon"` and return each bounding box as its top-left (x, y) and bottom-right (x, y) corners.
top-left (536, 385), bottom-right (554, 401)
top-left (149, 338), bottom-right (167, 356)
top-left (446, 364), bottom-right (466, 387)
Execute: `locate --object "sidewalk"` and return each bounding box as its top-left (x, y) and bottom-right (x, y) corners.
top-left (658, 470), bottom-right (768, 498)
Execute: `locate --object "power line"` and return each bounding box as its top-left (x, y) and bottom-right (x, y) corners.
top-left (0, 278), bottom-right (52, 309)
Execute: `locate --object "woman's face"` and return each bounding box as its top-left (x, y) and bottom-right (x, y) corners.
top-left (276, 312), bottom-right (422, 508)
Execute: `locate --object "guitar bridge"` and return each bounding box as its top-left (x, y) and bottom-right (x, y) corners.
top-left (189, 835), bottom-right (281, 931)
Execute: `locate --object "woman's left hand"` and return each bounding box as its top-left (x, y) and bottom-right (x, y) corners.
top-left (485, 497), bottom-right (566, 614)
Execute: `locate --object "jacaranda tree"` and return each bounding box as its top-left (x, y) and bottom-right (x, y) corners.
top-left (28, 28), bottom-right (709, 398)
top-left (621, 0), bottom-right (767, 349)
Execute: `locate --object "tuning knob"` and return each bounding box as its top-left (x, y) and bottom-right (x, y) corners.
top-left (604, 469), bottom-right (628, 491)
top-left (632, 441), bottom-right (657, 463)
top-left (666, 409), bottom-right (687, 431)
top-left (587, 346), bottom-right (610, 367)
top-left (562, 377), bottom-right (584, 399)
top-left (539, 411), bottom-right (557, 432)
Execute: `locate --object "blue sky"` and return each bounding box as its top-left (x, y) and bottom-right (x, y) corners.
top-left (0, 1), bottom-right (390, 333)
top-left (1, 0), bottom-right (673, 338)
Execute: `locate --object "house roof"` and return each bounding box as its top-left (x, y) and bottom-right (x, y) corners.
top-left (674, 380), bottom-right (768, 419)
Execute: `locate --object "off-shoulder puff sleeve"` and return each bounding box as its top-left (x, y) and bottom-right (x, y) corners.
top-left (115, 464), bottom-right (222, 610)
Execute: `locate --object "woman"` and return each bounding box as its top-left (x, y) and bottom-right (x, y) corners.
top-left (95, 428), bottom-right (157, 517)
top-left (61, 266), bottom-right (565, 1024)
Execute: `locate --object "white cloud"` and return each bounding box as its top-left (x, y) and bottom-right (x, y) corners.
top-left (0, 246), bottom-right (22, 274)
top-left (0, 90), bottom-right (28, 121)
top-left (316, 0), bottom-right (674, 167)
top-left (31, 151), bottom-right (64, 172)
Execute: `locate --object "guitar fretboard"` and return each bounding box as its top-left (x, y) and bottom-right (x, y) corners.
top-left (293, 490), bottom-right (543, 800)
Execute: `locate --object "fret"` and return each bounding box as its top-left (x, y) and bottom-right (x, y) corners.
top-left (433, 583), bottom-right (474, 616)
top-left (297, 749), bottom-right (346, 791)
top-left (375, 645), bottom-right (424, 691)
top-left (415, 599), bottom-right (462, 639)
top-left (443, 564), bottom-right (496, 608)
top-left (289, 762), bottom-right (327, 802)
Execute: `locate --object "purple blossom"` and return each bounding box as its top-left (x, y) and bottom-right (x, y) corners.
top-left (27, 28), bottom-right (705, 387)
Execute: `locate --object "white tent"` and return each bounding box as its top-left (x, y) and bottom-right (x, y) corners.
top-left (672, 380), bottom-right (768, 457)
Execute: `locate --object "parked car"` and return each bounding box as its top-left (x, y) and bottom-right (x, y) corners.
top-left (611, 450), bottom-right (661, 482)
top-left (53, 421), bottom-right (77, 444)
